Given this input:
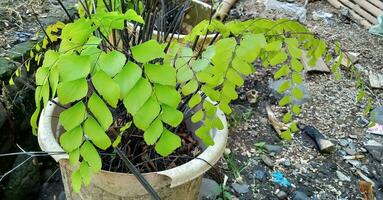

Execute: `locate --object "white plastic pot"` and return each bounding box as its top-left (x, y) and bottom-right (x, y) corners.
top-left (38, 100), bottom-right (228, 200)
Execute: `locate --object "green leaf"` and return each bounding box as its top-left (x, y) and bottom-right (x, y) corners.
top-left (281, 130), bottom-right (292, 141)
top-left (226, 68), bottom-right (244, 86)
top-left (30, 106), bottom-right (40, 135)
top-left (36, 67), bottom-right (49, 85)
top-left (144, 64), bottom-right (176, 86)
top-left (71, 169), bottom-right (82, 193)
top-left (42, 83), bottom-right (50, 107)
top-left (154, 129), bottom-right (181, 156)
top-left (112, 135), bottom-right (122, 148)
top-left (57, 78), bottom-right (88, 104)
top-left (292, 104), bottom-right (301, 115)
top-left (96, 50), bottom-right (126, 77)
top-left (277, 80), bottom-right (291, 93)
top-left (125, 9), bottom-right (144, 23)
top-left (80, 141), bottom-right (102, 173)
top-left (274, 65), bottom-right (290, 79)
top-left (278, 95), bottom-right (291, 106)
top-left (144, 118), bottom-right (163, 145)
top-left (113, 62), bottom-right (142, 98)
top-left (42, 50), bottom-right (59, 67)
top-left (175, 47), bottom-right (193, 70)
top-left (191, 110), bottom-right (204, 123)
top-left (59, 19), bottom-right (95, 53)
top-left (203, 100), bottom-right (217, 117)
top-left (177, 66), bottom-right (194, 83)
top-left (131, 40), bottom-right (165, 63)
top-left (69, 148), bottom-right (80, 165)
top-left (49, 65), bottom-right (59, 97)
top-left (236, 33), bottom-right (266, 62)
top-left (264, 40), bottom-right (282, 51)
top-left (181, 79), bottom-right (198, 95)
top-left (189, 94), bottom-right (202, 109)
top-left (292, 72), bottom-right (303, 84)
top-left (222, 81), bottom-right (238, 100)
top-left (269, 51), bottom-right (288, 66)
top-left (232, 57), bottom-right (252, 76)
top-left (290, 58), bottom-right (304, 72)
top-left (357, 89), bottom-right (364, 103)
top-left (282, 112), bottom-right (292, 123)
top-left (123, 78), bottom-right (152, 115)
top-left (83, 116), bottom-right (112, 150)
top-left (120, 122), bottom-right (132, 132)
top-left (314, 40), bottom-right (326, 59)
top-left (195, 126), bottom-right (214, 146)
top-left (92, 70), bottom-right (120, 108)
top-left (60, 126), bottom-right (83, 152)
top-left (161, 105), bottom-right (183, 127)
top-left (88, 93), bottom-right (112, 131)
top-left (285, 38), bottom-right (302, 58)
top-left (80, 161), bottom-right (91, 186)
top-left (192, 59), bottom-right (210, 72)
top-left (133, 97), bottom-right (161, 130)
top-left (58, 54), bottom-right (91, 82)
top-left (218, 101), bottom-right (232, 114)
top-left (290, 122), bottom-right (299, 132)
top-left (292, 87), bottom-right (304, 100)
top-left (59, 101), bottom-right (87, 131)
top-left (154, 84), bottom-right (181, 108)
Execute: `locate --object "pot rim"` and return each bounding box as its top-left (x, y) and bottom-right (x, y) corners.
top-left (38, 100), bottom-right (228, 188)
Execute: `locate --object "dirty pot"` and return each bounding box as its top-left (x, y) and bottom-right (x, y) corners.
top-left (37, 100), bottom-right (228, 199)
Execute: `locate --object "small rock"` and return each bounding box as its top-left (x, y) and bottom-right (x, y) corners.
top-left (265, 144), bottom-right (283, 153)
top-left (344, 147), bottom-right (356, 155)
top-left (339, 139), bottom-right (349, 147)
top-left (231, 182), bottom-right (249, 194)
top-left (276, 190), bottom-right (288, 199)
top-left (254, 169), bottom-right (267, 181)
top-left (199, 178), bottom-right (220, 199)
top-left (349, 134), bottom-right (358, 139)
top-left (283, 159), bottom-right (291, 167)
top-left (246, 89), bottom-right (258, 104)
top-left (364, 140), bottom-right (383, 161)
top-left (356, 115), bottom-right (369, 127)
top-left (371, 106), bottom-right (383, 124)
top-left (336, 171), bottom-right (351, 182)
top-left (261, 155), bottom-right (274, 168)
top-left (293, 190), bottom-right (310, 200)
top-left (312, 11), bottom-right (333, 22)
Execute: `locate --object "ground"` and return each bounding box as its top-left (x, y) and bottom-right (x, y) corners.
top-left (0, 0), bottom-right (383, 200)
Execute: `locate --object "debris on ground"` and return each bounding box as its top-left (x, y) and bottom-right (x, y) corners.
top-left (264, 0), bottom-right (307, 22)
top-left (364, 140), bottom-right (383, 162)
top-left (245, 89), bottom-right (258, 104)
top-left (336, 170), bottom-right (351, 182)
top-left (369, 72), bottom-right (383, 89)
top-left (338, 51), bottom-right (359, 67)
top-left (272, 171), bottom-right (291, 187)
top-left (312, 10), bottom-right (334, 23)
top-left (261, 154), bottom-right (275, 168)
top-left (369, 15), bottom-right (383, 36)
top-left (358, 180), bottom-right (374, 200)
top-left (367, 123), bottom-right (383, 136)
top-left (266, 104), bottom-right (288, 137)
top-left (302, 125), bottom-right (335, 153)
top-left (199, 178), bottom-right (220, 199)
top-left (231, 182), bottom-right (250, 194)
top-left (371, 106), bottom-right (383, 124)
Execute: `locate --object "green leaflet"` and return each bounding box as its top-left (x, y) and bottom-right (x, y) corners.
top-left (292, 104), bottom-right (301, 115)
top-left (144, 64), bottom-right (176, 86)
top-left (161, 105), bottom-right (183, 127)
top-left (175, 47), bottom-right (193, 70)
top-left (222, 81), bottom-right (238, 100)
top-left (264, 40), bottom-right (282, 51)
top-left (69, 148), bottom-right (80, 165)
top-left (292, 87), bottom-right (304, 100)
top-left (60, 126), bottom-right (83, 152)
top-left (155, 129), bottom-right (181, 156)
top-left (88, 93), bottom-right (113, 131)
top-left (274, 65), bottom-right (290, 79)
top-left (144, 118), bottom-right (163, 145)
top-left (59, 101), bottom-right (87, 131)
top-left (131, 40), bottom-right (165, 63)
top-left (189, 94), bottom-right (202, 109)
top-left (290, 58), bottom-right (304, 72)
top-left (59, 18), bottom-right (95, 53)
top-left (41, 50), bottom-right (59, 67)
top-left (123, 78), bottom-right (152, 115)
top-left (154, 84), bottom-right (181, 108)
top-left (96, 50), bottom-right (126, 77)
top-left (80, 141), bottom-right (102, 173)
top-left (57, 54), bottom-right (91, 82)
top-left (57, 78), bottom-right (88, 104)
top-left (83, 116), bottom-right (112, 150)
top-left (176, 65), bottom-right (194, 83)
top-left (133, 96), bottom-right (161, 130)
top-left (71, 169), bottom-right (82, 193)
top-left (92, 70), bottom-right (120, 108)
top-left (80, 161), bottom-right (91, 186)
top-left (285, 38), bottom-right (302, 58)
top-left (277, 80), bottom-right (291, 93)
top-left (35, 67), bottom-right (49, 85)
top-left (226, 68), bottom-right (244, 86)
top-left (113, 62), bottom-right (142, 98)
top-left (269, 51), bottom-right (288, 66)
top-left (195, 126), bottom-right (214, 146)
top-left (232, 57), bottom-right (252, 76)
top-left (49, 65), bottom-right (59, 97)
top-left (191, 110), bottom-right (204, 123)
top-left (181, 79), bottom-right (198, 95)
top-left (236, 33), bottom-right (266, 63)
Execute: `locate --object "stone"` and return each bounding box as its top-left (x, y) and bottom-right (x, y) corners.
top-left (0, 57), bottom-right (14, 78)
top-left (269, 79), bottom-right (311, 105)
top-left (293, 190), bottom-right (310, 200)
top-left (336, 171), bottom-right (351, 182)
top-left (199, 178), bottom-right (220, 199)
top-left (265, 144), bottom-right (283, 153)
top-left (231, 183), bottom-right (249, 194)
top-left (283, 159), bottom-right (291, 167)
top-left (276, 190), bottom-right (288, 199)
top-left (254, 169), bottom-right (267, 181)
top-left (261, 155), bottom-right (274, 168)
top-left (246, 89), bottom-right (258, 104)
top-left (339, 139), bottom-right (349, 147)
top-left (371, 106), bottom-right (383, 124)
top-left (364, 140), bottom-right (383, 162)
top-left (344, 147), bottom-right (356, 156)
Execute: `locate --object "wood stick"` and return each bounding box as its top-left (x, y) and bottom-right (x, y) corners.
top-left (327, 0), bottom-right (373, 27)
top-left (367, 0), bottom-right (383, 10)
top-left (265, 105), bottom-right (288, 137)
top-left (339, 0), bottom-right (378, 24)
top-left (353, 0), bottom-right (383, 18)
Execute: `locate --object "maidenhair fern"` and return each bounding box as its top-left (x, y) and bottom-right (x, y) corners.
top-left (28, 8), bottom-right (349, 192)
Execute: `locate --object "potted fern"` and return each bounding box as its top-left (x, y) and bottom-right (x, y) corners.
top-left (31, 0), bottom-right (340, 199)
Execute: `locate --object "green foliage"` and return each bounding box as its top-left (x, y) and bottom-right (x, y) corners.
top-left (30, 7), bottom-right (345, 192)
